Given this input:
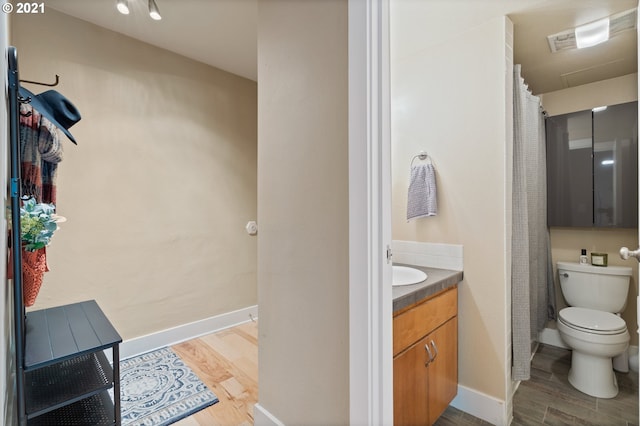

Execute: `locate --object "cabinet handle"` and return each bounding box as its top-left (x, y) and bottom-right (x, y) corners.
top-left (430, 340), bottom-right (438, 362)
top-left (424, 343), bottom-right (433, 366)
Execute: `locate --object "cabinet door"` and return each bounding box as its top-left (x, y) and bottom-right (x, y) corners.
top-left (546, 110), bottom-right (593, 227)
top-left (393, 334), bottom-right (430, 426)
top-left (426, 317), bottom-right (458, 425)
top-left (593, 101), bottom-right (638, 227)
top-left (546, 102), bottom-right (638, 228)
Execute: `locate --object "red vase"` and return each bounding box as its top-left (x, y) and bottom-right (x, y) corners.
top-left (21, 248), bottom-right (49, 307)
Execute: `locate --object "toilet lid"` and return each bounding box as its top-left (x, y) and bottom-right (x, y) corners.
top-left (559, 307), bottom-right (627, 334)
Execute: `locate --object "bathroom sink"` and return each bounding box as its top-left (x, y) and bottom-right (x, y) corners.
top-left (392, 265), bottom-right (428, 286)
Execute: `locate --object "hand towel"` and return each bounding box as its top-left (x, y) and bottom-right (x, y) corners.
top-left (407, 163), bottom-right (437, 221)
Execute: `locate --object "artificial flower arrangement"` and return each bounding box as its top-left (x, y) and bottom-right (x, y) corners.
top-left (20, 197), bottom-right (65, 251)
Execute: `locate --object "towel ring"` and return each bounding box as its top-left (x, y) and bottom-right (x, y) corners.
top-left (410, 151), bottom-right (432, 168)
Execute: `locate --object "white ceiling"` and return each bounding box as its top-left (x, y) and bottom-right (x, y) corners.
top-left (45, 0), bottom-right (637, 94)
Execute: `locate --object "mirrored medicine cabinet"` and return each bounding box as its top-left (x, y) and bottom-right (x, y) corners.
top-left (546, 101), bottom-right (638, 228)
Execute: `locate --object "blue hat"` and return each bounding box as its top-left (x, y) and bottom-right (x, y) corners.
top-left (19, 86), bottom-right (81, 144)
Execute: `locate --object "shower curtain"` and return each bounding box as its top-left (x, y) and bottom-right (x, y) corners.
top-left (512, 65), bottom-right (556, 381)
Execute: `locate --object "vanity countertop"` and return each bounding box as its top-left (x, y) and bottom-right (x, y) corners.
top-left (393, 264), bottom-right (463, 314)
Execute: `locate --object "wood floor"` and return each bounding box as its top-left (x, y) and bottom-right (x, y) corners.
top-left (512, 344), bottom-right (639, 426)
top-left (171, 320), bottom-right (258, 426)
top-left (170, 322), bottom-right (638, 426)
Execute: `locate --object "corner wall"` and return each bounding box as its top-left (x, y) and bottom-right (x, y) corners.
top-left (10, 9), bottom-right (258, 341)
top-left (257, 0), bottom-right (350, 424)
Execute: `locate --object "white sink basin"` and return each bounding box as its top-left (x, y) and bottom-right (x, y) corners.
top-left (392, 265), bottom-right (428, 286)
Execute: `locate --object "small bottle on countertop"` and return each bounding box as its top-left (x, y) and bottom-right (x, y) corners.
top-left (580, 249), bottom-right (588, 265)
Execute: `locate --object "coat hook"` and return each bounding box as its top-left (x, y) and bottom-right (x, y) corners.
top-left (19, 74), bottom-right (60, 87)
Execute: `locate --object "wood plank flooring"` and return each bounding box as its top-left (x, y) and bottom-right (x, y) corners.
top-left (512, 344), bottom-right (639, 426)
top-left (171, 320), bottom-right (258, 426)
top-left (436, 344), bottom-right (639, 426)
top-left (170, 322), bottom-right (638, 425)
top-left (434, 405), bottom-right (493, 425)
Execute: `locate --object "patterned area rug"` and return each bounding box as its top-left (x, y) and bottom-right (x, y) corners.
top-left (119, 347), bottom-right (218, 426)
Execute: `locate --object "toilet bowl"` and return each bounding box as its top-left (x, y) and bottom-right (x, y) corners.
top-left (556, 262), bottom-right (632, 398)
top-left (557, 307), bottom-right (629, 398)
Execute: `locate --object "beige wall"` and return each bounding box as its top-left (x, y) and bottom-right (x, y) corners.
top-left (391, 9), bottom-right (512, 403)
top-left (257, 0), bottom-right (349, 424)
top-left (542, 75), bottom-right (639, 346)
top-left (540, 73), bottom-right (638, 116)
top-left (11, 9), bottom-right (258, 340)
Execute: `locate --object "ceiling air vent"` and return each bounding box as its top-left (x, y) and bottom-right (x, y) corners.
top-left (547, 8), bottom-right (637, 53)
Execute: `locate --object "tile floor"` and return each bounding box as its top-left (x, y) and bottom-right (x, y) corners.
top-left (512, 344), bottom-right (638, 425)
top-left (435, 344), bottom-right (639, 425)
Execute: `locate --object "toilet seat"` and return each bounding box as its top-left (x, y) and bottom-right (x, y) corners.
top-left (559, 307), bottom-right (627, 335)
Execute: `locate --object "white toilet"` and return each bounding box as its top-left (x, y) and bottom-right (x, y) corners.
top-left (556, 261), bottom-right (631, 398)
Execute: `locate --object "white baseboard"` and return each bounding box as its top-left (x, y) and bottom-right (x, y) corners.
top-left (450, 384), bottom-right (506, 425)
top-left (105, 305), bottom-right (258, 363)
top-left (255, 385), bottom-right (507, 426)
top-left (253, 403), bottom-right (285, 426)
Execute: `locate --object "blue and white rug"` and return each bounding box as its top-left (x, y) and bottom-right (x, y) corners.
top-left (119, 347), bottom-right (218, 426)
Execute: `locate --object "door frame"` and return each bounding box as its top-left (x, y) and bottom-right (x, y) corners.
top-left (637, 7), bottom-right (639, 421)
top-left (348, 0), bottom-right (393, 424)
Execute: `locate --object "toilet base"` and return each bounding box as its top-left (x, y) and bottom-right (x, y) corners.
top-left (568, 350), bottom-right (619, 398)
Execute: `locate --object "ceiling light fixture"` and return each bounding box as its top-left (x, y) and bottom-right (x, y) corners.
top-left (592, 106), bottom-right (608, 112)
top-left (116, 0), bottom-right (130, 15)
top-left (149, 0), bottom-right (162, 20)
top-left (575, 18), bottom-right (610, 49)
top-left (547, 8), bottom-right (636, 53)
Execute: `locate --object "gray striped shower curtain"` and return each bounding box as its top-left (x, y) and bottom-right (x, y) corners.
top-left (512, 64), bottom-right (556, 381)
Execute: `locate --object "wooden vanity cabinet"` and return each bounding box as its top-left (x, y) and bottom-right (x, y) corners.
top-left (393, 286), bottom-right (458, 426)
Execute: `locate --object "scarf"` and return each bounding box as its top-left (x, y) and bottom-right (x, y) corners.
top-left (19, 102), bottom-right (64, 205)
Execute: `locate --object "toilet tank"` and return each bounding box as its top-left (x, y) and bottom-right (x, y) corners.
top-left (557, 261), bottom-right (632, 313)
